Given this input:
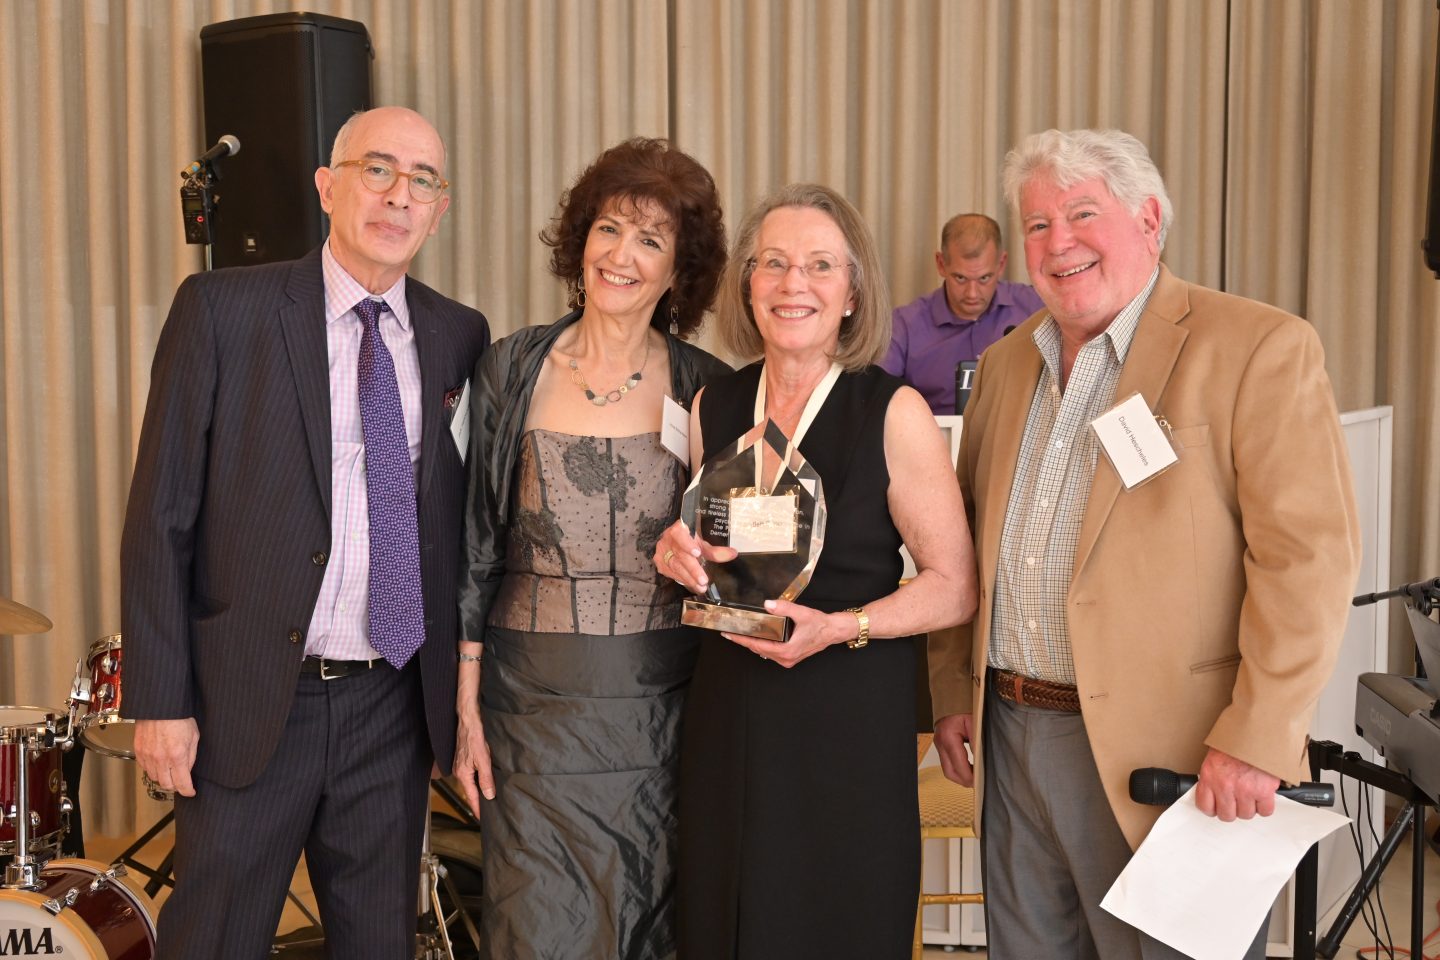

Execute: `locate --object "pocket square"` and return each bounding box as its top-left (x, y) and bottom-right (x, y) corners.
top-left (442, 382), bottom-right (466, 424)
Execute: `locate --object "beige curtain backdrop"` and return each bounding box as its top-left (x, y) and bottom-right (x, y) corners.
top-left (1, 0), bottom-right (1436, 840)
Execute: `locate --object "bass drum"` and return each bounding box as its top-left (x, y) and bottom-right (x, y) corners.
top-left (0, 859), bottom-right (156, 959)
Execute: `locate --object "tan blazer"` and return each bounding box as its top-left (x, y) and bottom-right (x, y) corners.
top-left (928, 265), bottom-right (1362, 849)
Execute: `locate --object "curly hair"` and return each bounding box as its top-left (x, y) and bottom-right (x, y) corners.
top-left (541, 138), bottom-right (727, 338)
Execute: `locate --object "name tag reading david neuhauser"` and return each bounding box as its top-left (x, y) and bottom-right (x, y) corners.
top-left (1091, 393), bottom-right (1178, 490)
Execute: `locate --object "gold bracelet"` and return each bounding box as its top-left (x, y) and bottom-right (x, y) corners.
top-left (845, 607), bottom-right (870, 649)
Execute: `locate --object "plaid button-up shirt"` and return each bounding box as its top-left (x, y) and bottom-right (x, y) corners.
top-left (988, 269), bottom-right (1159, 684)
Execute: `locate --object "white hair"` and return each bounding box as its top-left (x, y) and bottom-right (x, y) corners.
top-left (1002, 129), bottom-right (1174, 250)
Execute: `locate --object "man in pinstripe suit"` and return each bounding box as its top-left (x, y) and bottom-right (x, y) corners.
top-left (121, 106), bottom-right (489, 959)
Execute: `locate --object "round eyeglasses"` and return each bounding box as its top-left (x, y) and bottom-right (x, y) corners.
top-left (333, 159), bottom-right (449, 203)
top-left (748, 256), bottom-right (853, 282)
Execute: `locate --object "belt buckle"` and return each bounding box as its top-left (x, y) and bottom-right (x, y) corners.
top-left (318, 658), bottom-right (344, 681)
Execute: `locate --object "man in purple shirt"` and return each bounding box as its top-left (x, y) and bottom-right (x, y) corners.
top-left (881, 213), bottom-right (1044, 414)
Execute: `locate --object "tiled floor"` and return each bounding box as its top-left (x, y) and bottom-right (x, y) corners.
top-left (78, 807), bottom-right (1440, 958)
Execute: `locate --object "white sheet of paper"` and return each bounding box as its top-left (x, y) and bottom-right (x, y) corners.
top-left (449, 379), bottom-right (471, 462)
top-left (1101, 788), bottom-right (1349, 960)
top-left (1091, 393), bottom-right (1178, 488)
top-left (661, 395), bottom-right (690, 463)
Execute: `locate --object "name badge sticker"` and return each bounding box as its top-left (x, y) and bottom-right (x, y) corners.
top-left (1091, 392), bottom-right (1178, 490)
top-left (449, 379), bottom-right (472, 462)
top-left (661, 395), bottom-right (691, 464)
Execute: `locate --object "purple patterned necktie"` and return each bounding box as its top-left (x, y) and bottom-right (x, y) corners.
top-left (354, 297), bottom-right (426, 668)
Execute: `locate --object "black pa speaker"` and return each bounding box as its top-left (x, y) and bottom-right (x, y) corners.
top-left (200, 13), bottom-right (373, 268)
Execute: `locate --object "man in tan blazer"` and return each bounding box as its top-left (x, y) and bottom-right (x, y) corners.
top-left (928, 128), bottom-right (1361, 958)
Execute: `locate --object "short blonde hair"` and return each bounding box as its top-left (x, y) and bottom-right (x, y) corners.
top-left (714, 183), bottom-right (891, 372)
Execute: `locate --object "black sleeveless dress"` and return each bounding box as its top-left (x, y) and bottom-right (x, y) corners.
top-left (677, 364), bottom-right (920, 960)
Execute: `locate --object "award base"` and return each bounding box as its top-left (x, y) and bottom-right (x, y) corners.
top-left (682, 598), bottom-right (791, 642)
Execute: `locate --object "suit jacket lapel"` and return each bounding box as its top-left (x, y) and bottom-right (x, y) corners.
top-left (1071, 265), bottom-right (1191, 582)
top-left (408, 282), bottom-right (445, 499)
top-left (979, 323), bottom-right (1044, 589)
top-left (279, 250), bottom-right (332, 516)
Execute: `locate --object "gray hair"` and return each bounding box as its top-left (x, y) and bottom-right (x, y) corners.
top-left (327, 108), bottom-right (448, 172)
top-left (713, 183), bottom-right (891, 372)
top-left (329, 111), bottom-right (365, 167)
top-left (1002, 129), bottom-right (1173, 250)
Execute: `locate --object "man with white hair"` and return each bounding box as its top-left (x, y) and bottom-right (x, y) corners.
top-left (928, 128), bottom-right (1360, 958)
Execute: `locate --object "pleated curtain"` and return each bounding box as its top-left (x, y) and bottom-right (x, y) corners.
top-left (1, 0), bottom-right (1436, 838)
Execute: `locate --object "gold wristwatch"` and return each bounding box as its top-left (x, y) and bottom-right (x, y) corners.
top-left (845, 607), bottom-right (870, 649)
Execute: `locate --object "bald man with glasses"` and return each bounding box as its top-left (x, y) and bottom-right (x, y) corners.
top-left (122, 106), bottom-right (490, 959)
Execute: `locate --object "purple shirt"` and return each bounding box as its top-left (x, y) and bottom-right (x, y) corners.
top-left (880, 281), bottom-right (1045, 414)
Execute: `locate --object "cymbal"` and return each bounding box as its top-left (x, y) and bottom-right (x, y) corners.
top-left (0, 597), bottom-right (52, 635)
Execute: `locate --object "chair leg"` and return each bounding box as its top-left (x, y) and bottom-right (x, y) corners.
top-left (912, 898), bottom-right (925, 960)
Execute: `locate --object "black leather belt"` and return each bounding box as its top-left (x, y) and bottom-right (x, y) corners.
top-left (301, 656), bottom-right (385, 680)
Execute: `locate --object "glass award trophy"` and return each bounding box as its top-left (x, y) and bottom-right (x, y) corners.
top-left (678, 418), bottom-right (826, 642)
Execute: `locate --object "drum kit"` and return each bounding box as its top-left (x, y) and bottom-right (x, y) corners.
top-left (1, 598), bottom-right (487, 959)
top-left (1, 599), bottom-right (158, 959)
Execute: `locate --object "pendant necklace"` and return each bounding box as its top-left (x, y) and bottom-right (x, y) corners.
top-left (569, 335), bottom-right (651, 406)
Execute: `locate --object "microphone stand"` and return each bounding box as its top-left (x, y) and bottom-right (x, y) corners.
top-left (1353, 575), bottom-right (1440, 617)
top-left (179, 155), bottom-right (228, 271)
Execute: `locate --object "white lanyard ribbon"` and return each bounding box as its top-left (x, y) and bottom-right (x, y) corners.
top-left (751, 361), bottom-right (842, 493)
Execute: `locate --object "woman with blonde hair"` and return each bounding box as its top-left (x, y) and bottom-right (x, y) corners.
top-left (655, 183), bottom-right (977, 957)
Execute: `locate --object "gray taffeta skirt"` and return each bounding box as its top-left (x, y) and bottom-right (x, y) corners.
top-left (478, 625), bottom-right (699, 960)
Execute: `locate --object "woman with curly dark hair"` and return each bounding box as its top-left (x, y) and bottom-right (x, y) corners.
top-left (453, 137), bottom-right (730, 959)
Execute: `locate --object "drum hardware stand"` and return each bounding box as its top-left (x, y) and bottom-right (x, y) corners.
top-left (415, 791), bottom-right (489, 960)
top-left (2, 726), bottom-right (42, 889)
top-left (431, 777), bottom-right (481, 831)
top-left (423, 780), bottom-right (483, 957)
top-left (415, 813), bottom-right (457, 959)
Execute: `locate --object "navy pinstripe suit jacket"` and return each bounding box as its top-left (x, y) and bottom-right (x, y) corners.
top-left (120, 247), bottom-right (490, 788)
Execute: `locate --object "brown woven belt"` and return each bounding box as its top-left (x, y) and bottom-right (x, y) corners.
top-left (993, 668), bottom-right (1081, 712)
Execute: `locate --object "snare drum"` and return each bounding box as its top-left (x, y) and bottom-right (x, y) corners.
top-left (0, 858), bottom-right (156, 959)
top-left (0, 706), bottom-right (67, 860)
top-left (79, 635), bottom-right (135, 761)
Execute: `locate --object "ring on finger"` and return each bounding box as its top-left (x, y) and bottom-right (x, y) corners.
top-left (662, 548), bottom-right (675, 566)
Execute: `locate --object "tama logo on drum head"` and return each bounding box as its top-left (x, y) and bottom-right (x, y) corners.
top-left (0, 926), bottom-right (57, 955)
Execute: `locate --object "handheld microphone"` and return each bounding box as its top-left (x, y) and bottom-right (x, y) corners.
top-left (182, 135), bottom-right (241, 178)
top-left (1129, 767), bottom-right (1334, 807)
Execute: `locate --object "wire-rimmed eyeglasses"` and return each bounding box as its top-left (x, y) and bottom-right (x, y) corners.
top-left (747, 256), bottom-right (853, 282)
